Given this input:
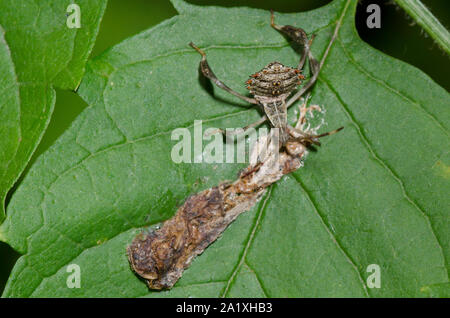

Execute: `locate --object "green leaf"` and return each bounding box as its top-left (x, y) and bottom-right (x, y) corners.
top-left (0, 0), bottom-right (107, 222)
top-left (1, 0), bottom-right (449, 297)
top-left (393, 0), bottom-right (450, 55)
top-left (420, 282), bottom-right (450, 298)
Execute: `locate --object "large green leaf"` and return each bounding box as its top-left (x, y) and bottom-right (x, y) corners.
top-left (0, 0), bottom-right (107, 221)
top-left (1, 0), bottom-right (448, 297)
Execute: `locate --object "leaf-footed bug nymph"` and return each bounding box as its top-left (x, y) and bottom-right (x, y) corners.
top-left (189, 10), bottom-right (343, 150)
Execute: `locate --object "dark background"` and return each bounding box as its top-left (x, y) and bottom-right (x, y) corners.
top-left (1, 0), bottom-right (449, 294)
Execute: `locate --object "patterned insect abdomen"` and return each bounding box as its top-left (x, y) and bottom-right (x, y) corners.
top-left (262, 100), bottom-right (289, 144)
top-left (262, 100), bottom-right (287, 129)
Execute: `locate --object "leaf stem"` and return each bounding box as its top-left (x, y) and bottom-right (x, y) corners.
top-left (394, 0), bottom-right (450, 55)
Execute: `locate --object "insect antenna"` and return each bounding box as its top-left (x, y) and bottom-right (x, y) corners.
top-left (289, 126), bottom-right (344, 147)
top-left (314, 126), bottom-right (344, 138)
top-left (308, 126), bottom-right (344, 146)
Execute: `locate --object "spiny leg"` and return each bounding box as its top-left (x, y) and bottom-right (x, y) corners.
top-left (286, 12), bottom-right (343, 109)
top-left (205, 115), bottom-right (268, 138)
top-left (288, 126), bottom-right (321, 146)
top-left (205, 116), bottom-right (271, 168)
top-left (189, 42), bottom-right (258, 105)
top-left (270, 10), bottom-right (322, 109)
top-left (270, 10), bottom-right (311, 70)
top-left (289, 126), bottom-right (343, 146)
top-left (271, 10), bottom-right (344, 146)
top-left (286, 55), bottom-right (319, 109)
top-left (314, 126), bottom-right (344, 138)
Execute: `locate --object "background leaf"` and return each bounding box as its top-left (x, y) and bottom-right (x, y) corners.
top-left (1, 0), bottom-right (448, 297)
top-left (419, 282), bottom-right (450, 297)
top-left (393, 0), bottom-right (450, 54)
top-left (0, 0), bottom-right (106, 222)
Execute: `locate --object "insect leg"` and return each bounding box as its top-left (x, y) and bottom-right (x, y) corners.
top-left (288, 126), bottom-right (321, 146)
top-left (205, 116), bottom-right (268, 137)
top-left (189, 42), bottom-right (258, 105)
top-left (270, 10), bottom-right (311, 70)
top-left (286, 13), bottom-right (344, 109)
top-left (270, 11), bottom-right (320, 109)
top-left (313, 126), bottom-right (344, 138)
top-left (288, 126), bottom-right (344, 146)
top-left (286, 56), bottom-right (319, 109)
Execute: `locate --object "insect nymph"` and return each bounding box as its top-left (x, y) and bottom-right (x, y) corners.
top-left (189, 11), bottom-right (342, 147)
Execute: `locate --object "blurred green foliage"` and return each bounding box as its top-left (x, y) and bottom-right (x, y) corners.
top-left (1, 0), bottom-right (448, 294)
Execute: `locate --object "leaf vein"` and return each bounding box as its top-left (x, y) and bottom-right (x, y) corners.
top-left (289, 174), bottom-right (370, 297)
top-left (221, 186), bottom-right (272, 297)
top-left (337, 38), bottom-right (448, 135)
top-left (244, 260), bottom-right (269, 297)
top-left (319, 75), bottom-right (449, 279)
